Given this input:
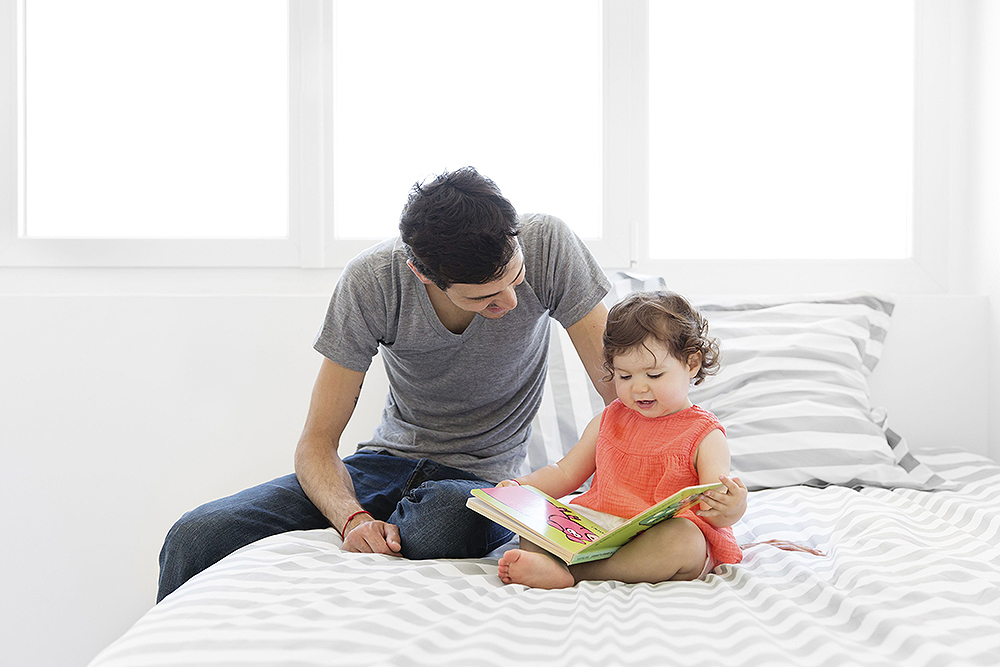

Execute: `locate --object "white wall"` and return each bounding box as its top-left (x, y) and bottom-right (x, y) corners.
top-left (0, 294), bottom-right (300, 665)
top-left (965, 0), bottom-right (1000, 468)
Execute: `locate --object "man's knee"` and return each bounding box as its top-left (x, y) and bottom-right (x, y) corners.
top-left (157, 474), bottom-right (327, 602)
top-left (392, 481), bottom-right (512, 560)
top-left (157, 506), bottom-right (228, 602)
top-left (160, 506), bottom-right (227, 567)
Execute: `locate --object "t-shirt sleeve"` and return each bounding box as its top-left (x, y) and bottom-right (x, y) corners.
top-left (525, 214), bottom-right (611, 328)
top-left (312, 254), bottom-right (387, 373)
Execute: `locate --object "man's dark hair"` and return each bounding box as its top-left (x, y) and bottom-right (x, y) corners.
top-left (399, 167), bottom-right (520, 290)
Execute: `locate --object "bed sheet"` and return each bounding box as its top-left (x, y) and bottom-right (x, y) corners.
top-left (89, 450), bottom-right (1000, 667)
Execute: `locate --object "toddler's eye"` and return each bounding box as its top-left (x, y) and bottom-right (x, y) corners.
top-left (618, 374), bottom-right (632, 381)
top-left (648, 373), bottom-right (663, 379)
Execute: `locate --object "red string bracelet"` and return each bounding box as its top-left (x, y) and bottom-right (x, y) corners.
top-left (341, 510), bottom-right (373, 537)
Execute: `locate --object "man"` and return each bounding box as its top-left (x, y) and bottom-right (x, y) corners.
top-left (157, 167), bottom-right (614, 601)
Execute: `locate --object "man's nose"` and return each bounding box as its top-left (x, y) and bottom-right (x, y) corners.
top-left (496, 286), bottom-right (517, 311)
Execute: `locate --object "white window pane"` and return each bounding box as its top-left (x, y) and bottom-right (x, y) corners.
top-left (332, 0), bottom-right (601, 240)
top-left (24, 1), bottom-right (288, 239)
top-left (649, 0), bottom-right (913, 259)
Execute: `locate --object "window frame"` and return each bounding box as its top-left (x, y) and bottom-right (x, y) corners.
top-left (322, 0), bottom-right (624, 268)
top-left (0, 0), bottom-right (325, 268)
top-left (0, 0), bottom-right (959, 293)
top-left (629, 0), bottom-right (955, 294)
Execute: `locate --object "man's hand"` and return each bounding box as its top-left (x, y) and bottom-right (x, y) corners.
top-left (342, 517), bottom-right (403, 555)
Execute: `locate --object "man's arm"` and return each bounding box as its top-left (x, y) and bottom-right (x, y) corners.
top-left (566, 302), bottom-right (617, 406)
top-left (293, 357), bottom-right (401, 554)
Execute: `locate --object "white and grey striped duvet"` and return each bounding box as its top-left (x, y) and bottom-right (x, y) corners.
top-left (89, 450), bottom-right (1000, 667)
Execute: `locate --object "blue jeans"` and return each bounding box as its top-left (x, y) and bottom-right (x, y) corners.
top-left (156, 451), bottom-right (513, 602)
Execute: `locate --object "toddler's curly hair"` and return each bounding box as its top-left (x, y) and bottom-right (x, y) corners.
top-left (602, 290), bottom-right (721, 385)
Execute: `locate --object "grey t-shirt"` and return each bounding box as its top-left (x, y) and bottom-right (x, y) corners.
top-left (313, 213), bottom-right (610, 482)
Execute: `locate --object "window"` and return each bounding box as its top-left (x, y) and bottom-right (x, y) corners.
top-left (648, 0), bottom-right (914, 260)
top-left (23, 0), bottom-right (288, 240)
top-left (331, 0), bottom-right (602, 242)
top-left (0, 0), bottom-right (957, 289)
top-left (1, 0), bottom-right (314, 266)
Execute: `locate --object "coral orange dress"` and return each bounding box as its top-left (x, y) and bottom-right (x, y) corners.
top-left (572, 400), bottom-right (742, 565)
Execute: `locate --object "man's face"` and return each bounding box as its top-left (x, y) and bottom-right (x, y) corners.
top-left (443, 248), bottom-right (525, 319)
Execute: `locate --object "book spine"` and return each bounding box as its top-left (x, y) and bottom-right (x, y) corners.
top-left (570, 547), bottom-right (621, 564)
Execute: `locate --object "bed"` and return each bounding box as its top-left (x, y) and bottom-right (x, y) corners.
top-left (88, 284), bottom-right (1000, 667)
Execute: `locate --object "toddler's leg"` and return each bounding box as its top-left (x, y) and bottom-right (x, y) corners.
top-left (571, 517), bottom-right (708, 584)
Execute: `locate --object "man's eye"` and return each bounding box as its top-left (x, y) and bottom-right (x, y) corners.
top-left (618, 374), bottom-right (631, 381)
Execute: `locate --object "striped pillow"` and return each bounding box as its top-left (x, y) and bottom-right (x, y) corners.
top-left (689, 294), bottom-right (948, 491)
top-left (528, 284), bottom-right (948, 491)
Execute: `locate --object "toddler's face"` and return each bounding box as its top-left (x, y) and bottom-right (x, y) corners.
top-left (612, 338), bottom-right (700, 418)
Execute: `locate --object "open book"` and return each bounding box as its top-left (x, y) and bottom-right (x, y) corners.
top-left (467, 482), bottom-right (723, 565)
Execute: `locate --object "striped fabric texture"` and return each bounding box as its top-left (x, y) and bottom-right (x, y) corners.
top-left (89, 450), bottom-right (1000, 667)
top-left (531, 283), bottom-right (945, 492)
top-left (689, 294), bottom-right (946, 491)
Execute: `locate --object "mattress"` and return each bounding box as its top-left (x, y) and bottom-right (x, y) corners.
top-left (89, 449), bottom-right (1000, 667)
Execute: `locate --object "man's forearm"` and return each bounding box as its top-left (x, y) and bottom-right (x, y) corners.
top-left (294, 358), bottom-right (371, 533)
top-left (295, 436), bottom-right (401, 554)
top-left (294, 437), bottom-right (365, 532)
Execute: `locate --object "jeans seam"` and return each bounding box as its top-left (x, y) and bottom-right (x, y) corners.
top-left (402, 459), bottom-right (443, 497)
top-left (400, 463), bottom-right (425, 497)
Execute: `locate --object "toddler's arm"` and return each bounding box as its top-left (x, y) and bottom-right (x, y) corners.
top-left (497, 413), bottom-right (601, 498)
top-left (693, 428), bottom-right (747, 528)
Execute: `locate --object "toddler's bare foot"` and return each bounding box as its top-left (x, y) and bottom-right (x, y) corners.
top-left (497, 549), bottom-right (575, 589)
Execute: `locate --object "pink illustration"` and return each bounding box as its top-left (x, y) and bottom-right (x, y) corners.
top-left (546, 505), bottom-right (599, 544)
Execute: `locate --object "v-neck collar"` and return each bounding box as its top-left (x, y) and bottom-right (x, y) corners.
top-left (414, 277), bottom-right (486, 341)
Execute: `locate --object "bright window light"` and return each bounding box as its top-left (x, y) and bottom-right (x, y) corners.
top-left (23, 0), bottom-right (288, 239)
top-left (331, 0), bottom-right (602, 240)
top-left (648, 0), bottom-right (914, 259)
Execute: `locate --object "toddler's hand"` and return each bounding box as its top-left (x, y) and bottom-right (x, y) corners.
top-left (496, 479), bottom-right (521, 488)
top-left (696, 475), bottom-right (748, 525)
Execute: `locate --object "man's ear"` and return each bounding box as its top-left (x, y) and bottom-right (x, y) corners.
top-left (406, 260), bottom-right (434, 285)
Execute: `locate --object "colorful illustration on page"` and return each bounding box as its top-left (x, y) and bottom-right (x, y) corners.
top-left (546, 504), bottom-right (600, 544)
